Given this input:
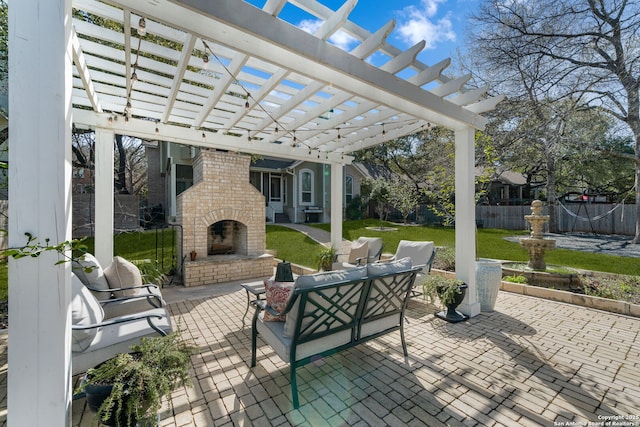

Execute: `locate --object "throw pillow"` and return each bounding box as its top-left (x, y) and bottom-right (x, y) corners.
top-left (104, 256), bottom-right (143, 298)
top-left (72, 253), bottom-right (111, 301)
top-left (71, 274), bottom-right (104, 352)
top-left (348, 241), bottom-right (369, 264)
top-left (263, 279), bottom-right (294, 322)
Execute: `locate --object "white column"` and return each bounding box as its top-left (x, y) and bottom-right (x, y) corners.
top-left (454, 127), bottom-right (481, 318)
top-left (94, 128), bottom-right (115, 267)
top-left (330, 163), bottom-right (343, 249)
top-left (8, 0), bottom-right (73, 425)
top-left (169, 159), bottom-right (177, 218)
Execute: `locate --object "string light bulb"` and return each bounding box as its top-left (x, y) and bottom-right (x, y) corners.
top-left (202, 131), bottom-right (206, 140)
top-left (131, 71), bottom-right (138, 84)
top-left (337, 128), bottom-right (341, 141)
top-left (244, 94), bottom-right (250, 112)
top-left (138, 18), bottom-right (146, 37)
top-left (382, 124), bottom-right (386, 136)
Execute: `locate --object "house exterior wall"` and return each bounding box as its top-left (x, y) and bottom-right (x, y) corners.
top-left (72, 194), bottom-right (139, 238)
top-left (145, 142), bottom-right (165, 210)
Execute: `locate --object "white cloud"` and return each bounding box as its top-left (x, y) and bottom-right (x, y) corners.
top-left (397, 0), bottom-right (456, 49)
top-left (297, 19), bottom-right (359, 52)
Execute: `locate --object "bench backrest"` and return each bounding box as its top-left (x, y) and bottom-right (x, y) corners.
top-left (286, 265), bottom-right (418, 347)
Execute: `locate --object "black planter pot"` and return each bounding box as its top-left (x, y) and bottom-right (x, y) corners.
top-left (84, 381), bottom-right (137, 427)
top-left (435, 283), bottom-right (469, 323)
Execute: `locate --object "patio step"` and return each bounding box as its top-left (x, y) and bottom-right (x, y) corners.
top-left (274, 212), bottom-right (290, 223)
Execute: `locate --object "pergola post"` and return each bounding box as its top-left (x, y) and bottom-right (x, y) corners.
top-left (8, 0), bottom-right (73, 425)
top-left (330, 162), bottom-right (343, 250)
top-left (94, 128), bottom-right (115, 267)
top-left (454, 127), bottom-right (481, 318)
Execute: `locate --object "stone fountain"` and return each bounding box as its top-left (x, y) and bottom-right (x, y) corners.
top-left (520, 200), bottom-right (555, 270)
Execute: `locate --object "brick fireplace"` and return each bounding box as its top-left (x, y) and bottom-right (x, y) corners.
top-left (176, 150), bottom-right (273, 287)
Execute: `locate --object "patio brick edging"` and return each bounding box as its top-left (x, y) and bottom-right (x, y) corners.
top-left (431, 268), bottom-right (640, 318)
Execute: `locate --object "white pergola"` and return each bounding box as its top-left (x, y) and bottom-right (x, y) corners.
top-left (8, 0), bottom-right (502, 424)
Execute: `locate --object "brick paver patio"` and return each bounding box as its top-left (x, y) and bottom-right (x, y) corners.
top-left (2, 285), bottom-right (639, 426)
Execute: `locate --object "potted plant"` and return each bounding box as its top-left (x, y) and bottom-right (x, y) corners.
top-left (75, 331), bottom-right (195, 427)
top-left (423, 275), bottom-right (468, 323)
top-left (316, 246), bottom-right (338, 271)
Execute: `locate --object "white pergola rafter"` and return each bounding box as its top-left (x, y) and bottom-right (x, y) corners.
top-left (70, 0), bottom-right (503, 159)
top-left (8, 1), bottom-right (505, 424)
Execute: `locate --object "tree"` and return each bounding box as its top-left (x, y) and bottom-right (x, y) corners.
top-left (469, 0), bottom-right (640, 241)
top-left (389, 179), bottom-right (420, 224)
top-left (114, 134), bottom-right (147, 196)
top-left (366, 178), bottom-right (392, 222)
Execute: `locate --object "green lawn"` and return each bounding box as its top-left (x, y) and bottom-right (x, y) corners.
top-left (0, 228), bottom-right (178, 301)
top-left (0, 221), bottom-right (637, 302)
top-left (286, 219), bottom-right (640, 276)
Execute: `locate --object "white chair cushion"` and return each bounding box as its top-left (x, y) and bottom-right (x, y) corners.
top-left (367, 257), bottom-right (413, 276)
top-left (72, 307), bottom-right (171, 375)
top-left (72, 253), bottom-right (111, 301)
top-left (347, 241), bottom-right (368, 264)
top-left (356, 237), bottom-right (383, 261)
top-left (257, 316), bottom-right (352, 363)
top-left (395, 240), bottom-right (434, 268)
top-left (104, 256), bottom-right (143, 297)
top-left (71, 274), bottom-right (105, 352)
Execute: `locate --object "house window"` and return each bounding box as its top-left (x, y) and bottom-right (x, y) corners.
top-left (300, 169), bottom-right (313, 205)
top-left (345, 175), bottom-right (353, 204)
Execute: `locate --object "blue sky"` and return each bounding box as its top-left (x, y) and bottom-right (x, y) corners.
top-left (246, 0), bottom-right (478, 66)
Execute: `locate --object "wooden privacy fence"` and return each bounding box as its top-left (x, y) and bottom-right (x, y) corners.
top-left (476, 203), bottom-right (637, 236)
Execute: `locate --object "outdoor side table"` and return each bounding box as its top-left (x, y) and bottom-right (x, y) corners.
top-left (240, 281), bottom-right (266, 327)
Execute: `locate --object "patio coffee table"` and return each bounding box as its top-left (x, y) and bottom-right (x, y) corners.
top-left (240, 281), bottom-right (266, 327)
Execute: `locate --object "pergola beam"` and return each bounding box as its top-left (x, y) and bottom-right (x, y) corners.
top-left (73, 109), bottom-right (354, 164)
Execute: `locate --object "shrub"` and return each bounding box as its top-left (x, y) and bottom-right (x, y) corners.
top-left (503, 275), bottom-right (528, 284)
top-left (583, 274), bottom-right (640, 304)
top-left (432, 246), bottom-right (455, 271)
top-left (345, 195), bottom-right (365, 220)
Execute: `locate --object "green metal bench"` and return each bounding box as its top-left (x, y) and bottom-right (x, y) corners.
top-left (251, 261), bottom-right (419, 408)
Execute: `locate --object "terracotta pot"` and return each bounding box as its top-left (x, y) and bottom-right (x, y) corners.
top-left (190, 251), bottom-right (197, 261)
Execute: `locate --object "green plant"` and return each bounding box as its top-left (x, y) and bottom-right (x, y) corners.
top-left (131, 259), bottom-right (168, 286)
top-left (76, 331), bottom-right (195, 427)
top-left (503, 275), bottom-right (528, 284)
top-left (1, 232), bottom-right (89, 265)
top-left (316, 246), bottom-right (337, 271)
top-left (583, 274), bottom-right (640, 304)
top-left (422, 275), bottom-right (465, 305)
top-left (432, 246), bottom-right (455, 271)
